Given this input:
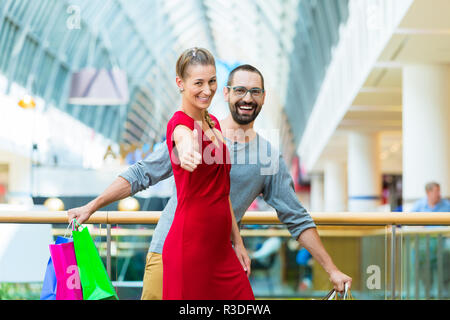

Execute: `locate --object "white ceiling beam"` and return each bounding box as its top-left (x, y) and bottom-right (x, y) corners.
top-left (359, 87), bottom-right (402, 93)
top-left (373, 61), bottom-right (404, 69)
top-left (339, 119), bottom-right (402, 128)
top-left (395, 28), bottom-right (450, 35)
top-left (348, 105), bottom-right (402, 112)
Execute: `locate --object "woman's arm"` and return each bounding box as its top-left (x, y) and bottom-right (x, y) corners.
top-left (229, 198), bottom-right (251, 276)
top-left (173, 126), bottom-right (202, 172)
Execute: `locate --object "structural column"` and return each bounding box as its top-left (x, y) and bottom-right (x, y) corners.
top-left (402, 65), bottom-right (450, 206)
top-left (324, 160), bottom-right (347, 212)
top-left (347, 132), bottom-right (382, 211)
top-left (310, 172), bottom-right (324, 212)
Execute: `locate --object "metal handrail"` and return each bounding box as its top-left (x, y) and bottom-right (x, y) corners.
top-left (0, 211), bottom-right (449, 225)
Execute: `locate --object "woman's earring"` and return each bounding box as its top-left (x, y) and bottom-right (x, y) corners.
top-left (179, 88), bottom-right (184, 93)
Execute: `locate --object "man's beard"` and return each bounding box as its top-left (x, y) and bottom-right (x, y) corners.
top-left (229, 101), bottom-right (261, 125)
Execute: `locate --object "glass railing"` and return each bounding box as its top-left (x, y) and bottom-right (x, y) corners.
top-left (399, 226), bottom-right (450, 299)
top-left (0, 211), bottom-right (449, 300)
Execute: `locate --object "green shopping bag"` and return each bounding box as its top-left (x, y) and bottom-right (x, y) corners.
top-left (72, 220), bottom-right (118, 300)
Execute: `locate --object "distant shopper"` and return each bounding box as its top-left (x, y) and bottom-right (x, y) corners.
top-left (411, 182), bottom-right (450, 212)
top-left (410, 182), bottom-right (449, 297)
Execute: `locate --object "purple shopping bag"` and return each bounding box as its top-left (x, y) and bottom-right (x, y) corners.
top-left (49, 240), bottom-right (83, 300)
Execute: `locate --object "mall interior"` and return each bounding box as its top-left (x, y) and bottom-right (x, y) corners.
top-left (0, 0), bottom-right (449, 300)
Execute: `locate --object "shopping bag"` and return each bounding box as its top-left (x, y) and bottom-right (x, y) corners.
top-left (72, 221), bottom-right (118, 300)
top-left (49, 239), bottom-right (83, 300)
top-left (40, 236), bottom-right (71, 300)
top-left (322, 282), bottom-right (354, 300)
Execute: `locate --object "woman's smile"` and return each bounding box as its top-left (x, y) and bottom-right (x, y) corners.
top-left (196, 95), bottom-right (211, 103)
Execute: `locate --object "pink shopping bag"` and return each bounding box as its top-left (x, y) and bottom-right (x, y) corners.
top-left (49, 240), bottom-right (83, 300)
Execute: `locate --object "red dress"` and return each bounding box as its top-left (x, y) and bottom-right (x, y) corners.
top-left (162, 111), bottom-right (254, 300)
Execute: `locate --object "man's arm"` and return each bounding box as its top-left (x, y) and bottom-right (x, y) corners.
top-left (68, 176), bottom-right (131, 224)
top-left (297, 228), bottom-right (352, 292)
top-left (68, 144), bottom-right (173, 224)
top-left (262, 153), bottom-right (352, 292)
top-left (261, 155), bottom-right (316, 241)
top-left (119, 144), bottom-right (174, 195)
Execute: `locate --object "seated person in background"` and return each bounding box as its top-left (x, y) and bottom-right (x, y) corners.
top-left (296, 247), bottom-right (313, 291)
top-left (411, 182), bottom-right (450, 212)
top-left (250, 236), bottom-right (282, 268)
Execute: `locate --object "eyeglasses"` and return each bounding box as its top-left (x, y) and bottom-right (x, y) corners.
top-left (226, 86), bottom-right (265, 98)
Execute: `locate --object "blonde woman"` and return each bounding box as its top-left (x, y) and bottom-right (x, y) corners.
top-left (162, 47), bottom-right (254, 299)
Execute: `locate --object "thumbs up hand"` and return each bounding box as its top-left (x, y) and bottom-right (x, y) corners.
top-left (192, 128), bottom-right (200, 154)
top-left (179, 128), bottom-right (202, 172)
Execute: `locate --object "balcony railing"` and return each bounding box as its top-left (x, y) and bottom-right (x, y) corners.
top-left (0, 211), bottom-right (449, 300)
top-left (1, 211), bottom-right (449, 225)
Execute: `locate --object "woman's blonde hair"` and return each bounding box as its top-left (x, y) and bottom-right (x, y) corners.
top-left (176, 47), bottom-right (216, 128)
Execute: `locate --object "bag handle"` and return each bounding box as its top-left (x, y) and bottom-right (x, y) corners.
top-left (323, 282), bottom-right (353, 300)
top-left (322, 288), bottom-right (337, 300)
top-left (343, 282), bottom-right (353, 300)
top-left (343, 282), bottom-right (349, 299)
top-left (72, 218), bottom-right (83, 231)
top-left (63, 220), bottom-right (75, 238)
top-left (65, 218), bottom-right (83, 236)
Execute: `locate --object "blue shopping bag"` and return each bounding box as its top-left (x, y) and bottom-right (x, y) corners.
top-left (40, 235), bottom-right (72, 300)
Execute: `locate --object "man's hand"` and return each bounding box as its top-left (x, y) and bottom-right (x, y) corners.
top-left (179, 128), bottom-right (202, 172)
top-left (67, 204), bottom-right (93, 225)
top-left (328, 269), bottom-right (352, 294)
top-left (233, 242), bottom-right (251, 277)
